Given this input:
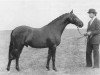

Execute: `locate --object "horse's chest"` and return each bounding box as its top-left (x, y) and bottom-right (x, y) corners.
top-left (55, 36), bottom-right (61, 46)
top-left (48, 35), bottom-right (61, 46)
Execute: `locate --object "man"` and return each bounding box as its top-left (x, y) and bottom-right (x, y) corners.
top-left (84, 8), bottom-right (100, 68)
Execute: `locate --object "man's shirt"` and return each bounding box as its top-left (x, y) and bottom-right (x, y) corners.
top-left (90, 17), bottom-right (96, 25)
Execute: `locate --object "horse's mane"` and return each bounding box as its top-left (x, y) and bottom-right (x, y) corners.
top-left (48, 13), bottom-right (69, 25)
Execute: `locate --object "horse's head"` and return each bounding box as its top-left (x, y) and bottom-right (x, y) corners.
top-left (68, 10), bottom-right (83, 28)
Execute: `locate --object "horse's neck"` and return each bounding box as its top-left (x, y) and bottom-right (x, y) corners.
top-left (48, 20), bottom-right (69, 36)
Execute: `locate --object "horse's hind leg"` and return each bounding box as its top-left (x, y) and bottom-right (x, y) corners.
top-left (7, 59), bottom-right (12, 71)
top-left (15, 45), bottom-right (24, 71)
top-left (16, 57), bottom-right (20, 71)
top-left (46, 47), bottom-right (52, 71)
top-left (7, 39), bottom-right (14, 71)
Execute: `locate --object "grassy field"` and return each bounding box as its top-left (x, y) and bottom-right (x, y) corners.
top-left (0, 29), bottom-right (100, 75)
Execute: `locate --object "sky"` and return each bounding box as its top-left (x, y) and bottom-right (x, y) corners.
top-left (0, 0), bottom-right (100, 30)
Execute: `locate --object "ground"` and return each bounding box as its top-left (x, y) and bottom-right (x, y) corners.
top-left (0, 29), bottom-right (100, 75)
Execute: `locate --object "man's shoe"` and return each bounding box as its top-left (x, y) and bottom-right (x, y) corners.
top-left (93, 66), bottom-right (99, 68)
top-left (86, 65), bottom-right (92, 67)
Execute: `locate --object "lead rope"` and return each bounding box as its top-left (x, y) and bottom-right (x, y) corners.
top-left (77, 27), bottom-right (87, 39)
top-left (77, 27), bottom-right (83, 35)
top-left (77, 27), bottom-right (87, 45)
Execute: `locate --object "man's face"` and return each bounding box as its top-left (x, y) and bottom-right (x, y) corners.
top-left (89, 13), bottom-right (95, 18)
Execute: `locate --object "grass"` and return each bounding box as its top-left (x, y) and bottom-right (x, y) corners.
top-left (0, 29), bottom-right (100, 75)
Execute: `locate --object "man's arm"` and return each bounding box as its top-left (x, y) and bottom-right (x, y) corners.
top-left (91, 19), bottom-right (100, 35)
top-left (84, 22), bottom-right (90, 36)
top-left (87, 21), bottom-right (90, 32)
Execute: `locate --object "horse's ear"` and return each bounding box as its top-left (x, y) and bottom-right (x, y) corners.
top-left (70, 10), bottom-right (73, 14)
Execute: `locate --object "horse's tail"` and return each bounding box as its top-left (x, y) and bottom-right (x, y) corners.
top-left (8, 30), bottom-right (14, 59)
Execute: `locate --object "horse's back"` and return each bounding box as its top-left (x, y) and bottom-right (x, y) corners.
top-left (12, 25), bottom-right (32, 34)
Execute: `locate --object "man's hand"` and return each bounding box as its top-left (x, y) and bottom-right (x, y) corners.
top-left (84, 33), bottom-right (88, 36)
top-left (84, 32), bottom-right (91, 36)
top-left (87, 32), bottom-right (91, 35)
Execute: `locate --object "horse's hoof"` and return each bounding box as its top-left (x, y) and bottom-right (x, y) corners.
top-left (53, 68), bottom-right (57, 72)
top-left (46, 66), bottom-right (50, 71)
top-left (16, 67), bottom-right (20, 71)
top-left (46, 68), bottom-right (50, 71)
top-left (6, 67), bottom-right (10, 71)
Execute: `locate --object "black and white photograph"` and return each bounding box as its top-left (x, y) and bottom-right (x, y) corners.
top-left (0, 0), bottom-right (100, 75)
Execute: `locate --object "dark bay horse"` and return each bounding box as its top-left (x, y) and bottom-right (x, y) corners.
top-left (7, 10), bottom-right (83, 71)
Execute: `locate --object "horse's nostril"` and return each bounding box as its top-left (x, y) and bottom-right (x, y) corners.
top-left (81, 25), bottom-right (83, 27)
top-left (80, 23), bottom-right (83, 27)
top-left (79, 24), bottom-right (83, 28)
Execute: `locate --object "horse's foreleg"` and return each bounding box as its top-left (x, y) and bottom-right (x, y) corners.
top-left (46, 48), bottom-right (52, 71)
top-left (51, 46), bottom-right (57, 71)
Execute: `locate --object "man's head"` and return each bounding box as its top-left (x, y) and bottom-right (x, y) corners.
top-left (87, 9), bottom-right (97, 18)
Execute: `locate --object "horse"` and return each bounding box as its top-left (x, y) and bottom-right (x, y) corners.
top-left (7, 10), bottom-right (83, 71)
